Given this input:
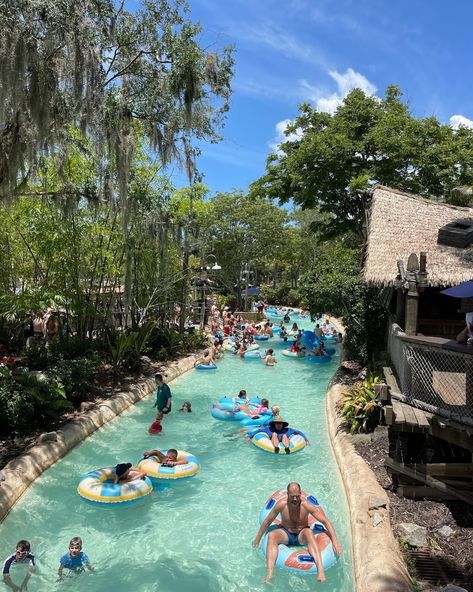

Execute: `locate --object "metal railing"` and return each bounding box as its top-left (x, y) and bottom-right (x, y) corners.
top-left (387, 322), bottom-right (473, 426)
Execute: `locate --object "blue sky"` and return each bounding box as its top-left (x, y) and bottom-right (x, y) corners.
top-left (167, 0), bottom-right (473, 195)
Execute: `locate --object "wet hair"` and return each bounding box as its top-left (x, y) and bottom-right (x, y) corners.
top-left (115, 462), bottom-right (132, 477)
top-left (167, 449), bottom-right (178, 457)
top-left (287, 482), bottom-right (301, 494)
top-left (261, 398), bottom-right (269, 407)
top-left (238, 390), bottom-right (247, 397)
top-left (16, 540), bottom-right (31, 552)
top-left (271, 405), bottom-right (280, 415)
top-left (155, 373), bottom-right (163, 382)
top-left (69, 537), bottom-right (82, 548)
top-left (267, 349), bottom-right (274, 355)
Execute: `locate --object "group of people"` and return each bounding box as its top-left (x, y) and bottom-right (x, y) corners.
top-left (3, 537), bottom-right (93, 590)
top-left (212, 384), bottom-right (341, 582)
top-left (149, 373), bottom-right (191, 434)
top-left (23, 310), bottom-right (66, 347)
top-left (4, 302), bottom-right (343, 587)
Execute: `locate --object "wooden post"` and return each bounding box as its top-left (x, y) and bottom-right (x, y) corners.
top-left (405, 253), bottom-right (420, 336)
top-left (396, 288), bottom-right (405, 325)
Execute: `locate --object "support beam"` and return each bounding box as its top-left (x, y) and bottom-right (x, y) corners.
top-left (385, 458), bottom-right (473, 505)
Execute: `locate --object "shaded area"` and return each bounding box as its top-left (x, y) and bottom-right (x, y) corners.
top-left (353, 428), bottom-right (473, 590)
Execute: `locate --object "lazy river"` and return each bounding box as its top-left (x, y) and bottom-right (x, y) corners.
top-left (0, 320), bottom-right (354, 591)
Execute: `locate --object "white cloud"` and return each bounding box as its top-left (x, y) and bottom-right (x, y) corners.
top-left (269, 68), bottom-right (376, 153)
top-left (450, 114), bottom-right (473, 130)
top-left (229, 20), bottom-right (330, 70)
top-left (308, 68), bottom-right (377, 114)
top-left (299, 68), bottom-right (377, 114)
top-left (269, 118), bottom-right (303, 153)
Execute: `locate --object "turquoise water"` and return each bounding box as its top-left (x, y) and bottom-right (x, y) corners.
top-left (0, 323), bottom-right (354, 591)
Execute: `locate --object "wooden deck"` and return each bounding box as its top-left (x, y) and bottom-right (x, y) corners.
top-left (382, 366), bottom-right (473, 502)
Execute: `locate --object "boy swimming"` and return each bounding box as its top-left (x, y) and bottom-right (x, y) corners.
top-left (58, 537), bottom-right (93, 579)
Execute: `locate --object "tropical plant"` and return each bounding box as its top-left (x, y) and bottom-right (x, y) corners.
top-left (337, 374), bottom-right (384, 433)
top-left (49, 358), bottom-right (99, 404)
top-left (108, 331), bottom-right (139, 372)
top-left (0, 370), bottom-right (72, 432)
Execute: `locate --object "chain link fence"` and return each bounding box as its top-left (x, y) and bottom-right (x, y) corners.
top-left (388, 322), bottom-right (473, 426)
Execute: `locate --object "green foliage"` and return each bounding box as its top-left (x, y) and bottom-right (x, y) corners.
top-left (182, 330), bottom-right (206, 352)
top-left (24, 342), bottom-right (50, 371)
top-left (0, 376), bottom-right (35, 432)
top-left (251, 85), bottom-right (473, 238)
top-left (148, 327), bottom-right (184, 357)
top-left (0, 0), bottom-right (234, 195)
top-left (49, 358), bottom-right (99, 404)
top-left (201, 191), bottom-right (292, 304)
top-left (0, 370), bottom-right (72, 432)
top-left (337, 374), bottom-right (383, 433)
top-left (299, 240), bottom-right (386, 363)
top-left (108, 323), bottom-right (155, 372)
top-left (261, 283), bottom-right (302, 307)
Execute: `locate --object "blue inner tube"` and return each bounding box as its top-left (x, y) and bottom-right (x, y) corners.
top-left (212, 396), bottom-right (262, 421)
top-left (196, 363), bottom-right (217, 370)
top-left (259, 489), bottom-right (338, 575)
top-left (243, 350), bottom-right (262, 359)
top-left (254, 335), bottom-right (269, 341)
top-left (240, 413), bottom-right (272, 427)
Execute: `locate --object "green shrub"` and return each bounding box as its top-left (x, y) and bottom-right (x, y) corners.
top-left (182, 330), bottom-right (206, 352)
top-left (24, 341), bottom-right (49, 370)
top-left (0, 370), bottom-right (35, 431)
top-left (0, 369), bottom-right (71, 432)
top-left (49, 358), bottom-right (99, 404)
top-left (336, 374), bottom-right (383, 433)
top-left (47, 335), bottom-right (85, 360)
top-left (148, 327), bottom-right (183, 357)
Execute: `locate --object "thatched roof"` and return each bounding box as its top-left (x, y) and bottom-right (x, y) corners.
top-left (364, 185), bottom-right (473, 287)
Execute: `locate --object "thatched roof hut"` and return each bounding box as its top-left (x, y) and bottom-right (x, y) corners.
top-left (364, 185), bottom-right (473, 288)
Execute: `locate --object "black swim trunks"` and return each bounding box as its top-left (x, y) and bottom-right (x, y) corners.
top-left (277, 525), bottom-right (305, 546)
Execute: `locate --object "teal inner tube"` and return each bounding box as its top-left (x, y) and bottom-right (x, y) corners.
top-left (196, 363), bottom-right (217, 370)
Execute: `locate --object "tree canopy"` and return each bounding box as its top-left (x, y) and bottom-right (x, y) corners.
top-left (0, 0), bottom-right (234, 197)
top-left (250, 85), bottom-right (473, 239)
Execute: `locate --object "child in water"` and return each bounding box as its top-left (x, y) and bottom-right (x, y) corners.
top-left (179, 401), bottom-right (192, 412)
top-left (58, 537), bottom-right (93, 579)
top-left (148, 411), bottom-right (163, 434)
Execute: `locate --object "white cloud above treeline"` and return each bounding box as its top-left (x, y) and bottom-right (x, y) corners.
top-left (449, 114), bottom-right (473, 130)
top-left (303, 67), bottom-right (377, 114)
top-left (270, 67), bottom-right (377, 152)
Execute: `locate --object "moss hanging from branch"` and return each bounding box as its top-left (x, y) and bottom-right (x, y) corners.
top-left (0, 0), bottom-right (234, 200)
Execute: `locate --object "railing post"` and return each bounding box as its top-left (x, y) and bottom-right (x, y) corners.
top-left (405, 253), bottom-right (420, 336)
